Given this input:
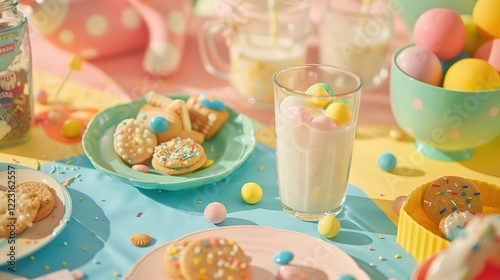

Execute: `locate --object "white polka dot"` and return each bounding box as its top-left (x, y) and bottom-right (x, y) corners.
top-left (412, 98), bottom-right (423, 110)
top-left (121, 7), bottom-right (142, 30)
top-left (167, 10), bottom-right (186, 34)
top-left (80, 48), bottom-right (99, 59)
top-left (86, 14), bottom-right (108, 36)
top-left (58, 29), bottom-right (74, 44)
top-left (144, 41), bottom-right (181, 74)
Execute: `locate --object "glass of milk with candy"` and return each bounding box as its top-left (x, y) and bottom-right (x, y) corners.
top-left (273, 64), bottom-right (362, 221)
top-left (319, 0), bottom-right (394, 90)
top-left (199, 0), bottom-right (313, 106)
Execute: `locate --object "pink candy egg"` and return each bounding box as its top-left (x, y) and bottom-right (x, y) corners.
top-left (396, 46), bottom-right (443, 86)
top-left (285, 105), bottom-right (311, 125)
top-left (413, 8), bottom-right (466, 60)
top-left (474, 39), bottom-right (500, 72)
top-left (310, 115), bottom-right (337, 131)
top-left (204, 202), bottom-right (227, 224)
top-left (132, 164), bottom-right (150, 173)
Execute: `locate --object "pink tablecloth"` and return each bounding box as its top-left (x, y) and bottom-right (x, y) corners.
top-left (28, 7), bottom-right (411, 127)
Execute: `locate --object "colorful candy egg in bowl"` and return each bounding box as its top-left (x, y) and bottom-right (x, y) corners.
top-left (390, 43), bottom-right (500, 161)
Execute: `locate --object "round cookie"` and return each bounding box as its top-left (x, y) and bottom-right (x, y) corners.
top-left (136, 104), bottom-right (182, 143)
top-left (438, 210), bottom-right (475, 240)
top-left (0, 188), bottom-right (41, 237)
top-left (113, 118), bottom-right (158, 165)
top-left (16, 181), bottom-right (55, 222)
top-left (178, 237), bottom-right (251, 280)
top-left (163, 240), bottom-right (189, 279)
top-left (423, 176), bottom-right (482, 225)
top-left (151, 137), bottom-right (207, 175)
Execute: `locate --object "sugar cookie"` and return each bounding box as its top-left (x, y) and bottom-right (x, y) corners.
top-left (16, 181), bottom-right (55, 222)
top-left (130, 233), bottom-right (152, 247)
top-left (113, 118), bottom-right (158, 165)
top-left (178, 237), bottom-right (251, 280)
top-left (423, 176), bottom-right (482, 225)
top-left (0, 187), bottom-right (41, 237)
top-left (163, 240), bottom-right (189, 279)
top-left (187, 94), bottom-right (230, 140)
top-left (151, 137), bottom-right (207, 175)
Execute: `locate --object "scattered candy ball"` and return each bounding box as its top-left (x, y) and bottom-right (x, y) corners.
top-left (378, 153), bottom-right (397, 172)
top-left (443, 58), bottom-right (500, 91)
top-left (61, 119), bottom-right (82, 138)
top-left (273, 250), bottom-right (294, 265)
top-left (35, 88), bottom-right (48, 104)
top-left (396, 45), bottom-right (443, 86)
top-left (336, 275), bottom-right (356, 280)
top-left (413, 8), bottom-right (466, 60)
top-left (241, 182), bottom-right (263, 205)
top-left (310, 115), bottom-right (337, 131)
top-left (318, 215), bottom-right (341, 238)
top-left (472, 0), bottom-right (500, 40)
top-left (325, 102), bottom-right (353, 126)
top-left (305, 83), bottom-right (334, 108)
top-left (393, 195), bottom-right (407, 216)
top-left (204, 202), bottom-right (227, 224)
top-left (132, 164), bottom-right (150, 173)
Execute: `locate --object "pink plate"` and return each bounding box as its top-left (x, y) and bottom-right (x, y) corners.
top-left (125, 226), bottom-right (369, 280)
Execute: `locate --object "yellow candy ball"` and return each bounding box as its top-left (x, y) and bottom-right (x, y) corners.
top-left (460, 14), bottom-right (485, 56)
top-left (472, 0), bottom-right (500, 40)
top-left (443, 58), bottom-right (500, 91)
top-left (318, 215), bottom-right (340, 238)
top-left (325, 102), bottom-right (354, 126)
top-left (61, 119), bottom-right (82, 138)
top-left (305, 83), bottom-right (332, 108)
top-left (241, 182), bottom-right (263, 204)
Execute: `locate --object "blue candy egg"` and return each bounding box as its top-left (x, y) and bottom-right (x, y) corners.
top-left (149, 116), bottom-right (169, 133)
top-left (273, 250), bottom-right (294, 265)
top-left (378, 153), bottom-right (397, 172)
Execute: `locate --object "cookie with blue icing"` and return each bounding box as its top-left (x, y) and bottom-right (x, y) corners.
top-left (187, 93), bottom-right (230, 140)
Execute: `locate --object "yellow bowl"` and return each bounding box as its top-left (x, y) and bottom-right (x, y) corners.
top-left (396, 178), bottom-right (500, 263)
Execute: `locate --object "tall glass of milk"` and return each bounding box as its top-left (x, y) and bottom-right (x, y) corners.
top-left (199, 0), bottom-right (313, 107)
top-left (273, 64), bottom-right (362, 221)
top-left (319, 0), bottom-right (394, 90)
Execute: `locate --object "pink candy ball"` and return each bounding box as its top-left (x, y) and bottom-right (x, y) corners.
top-left (204, 202), bottom-right (227, 224)
top-left (413, 8), bottom-right (466, 60)
top-left (285, 105), bottom-right (311, 125)
top-left (393, 195), bottom-right (407, 216)
top-left (396, 46), bottom-right (443, 86)
top-left (35, 89), bottom-right (48, 104)
top-left (310, 115), bottom-right (337, 131)
top-left (474, 39), bottom-right (500, 72)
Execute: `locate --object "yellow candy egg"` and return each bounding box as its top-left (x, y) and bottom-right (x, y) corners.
top-left (443, 58), bottom-right (500, 91)
top-left (325, 102), bottom-right (353, 126)
top-left (460, 14), bottom-right (485, 56)
top-left (241, 182), bottom-right (263, 205)
top-left (61, 119), bottom-right (82, 138)
top-left (472, 0), bottom-right (500, 40)
top-left (305, 83), bottom-right (333, 108)
top-left (317, 215), bottom-right (340, 238)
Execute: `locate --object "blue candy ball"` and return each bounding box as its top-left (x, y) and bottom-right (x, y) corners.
top-left (149, 116), bottom-right (169, 133)
top-left (378, 153), bottom-right (397, 172)
top-left (273, 250), bottom-right (294, 265)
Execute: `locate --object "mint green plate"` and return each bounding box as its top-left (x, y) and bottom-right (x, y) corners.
top-left (82, 94), bottom-right (255, 190)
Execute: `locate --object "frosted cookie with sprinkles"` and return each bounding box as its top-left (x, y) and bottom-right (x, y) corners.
top-left (0, 187), bottom-right (41, 237)
top-left (423, 176), bottom-right (483, 225)
top-left (151, 137), bottom-right (207, 175)
top-left (163, 240), bottom-right (190, 279)
top-left (178, 237), bottom-right (251, 280)
top-left (113, 118), bottom-right (158, 165)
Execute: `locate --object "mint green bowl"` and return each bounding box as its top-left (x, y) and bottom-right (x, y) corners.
top-left (390, 43), bottom-right (500, 161)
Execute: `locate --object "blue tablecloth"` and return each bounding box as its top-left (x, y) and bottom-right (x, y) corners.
top-left (4, 144), bottom-right (416, 279)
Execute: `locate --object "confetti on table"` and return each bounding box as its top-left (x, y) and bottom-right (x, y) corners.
top-left (258, 165), bottom-right (264, 171)
top-left (395, 254), bottom-right (401, 259)
top-left (368, 246), bottom-right (374, 251)
top-left (62, 261), bottom-right (67, 266)
top-left (378, 235), bottom-right (384, 239)
top-left (378, 256), bottom-right (385, 261)
top-left (135, 211), bottom-right (143, 217)
top-left (82, 247), bottom-right (87, 251)
top-left (29, 256), bottom-right (35, 261)
top-left (44, 266), bottom-right (50, 270)
top-left (63, 242), bottom-right (68, 246)
top-left (113, 272), bottom-right (121, 277)
top-left (11, 158), bottom-right (19, 163)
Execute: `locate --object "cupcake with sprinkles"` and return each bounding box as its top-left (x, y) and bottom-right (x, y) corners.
top-left (151, 137), bottom-right (207, 175)
top-left (413, 214), bottom-right (500, 280)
